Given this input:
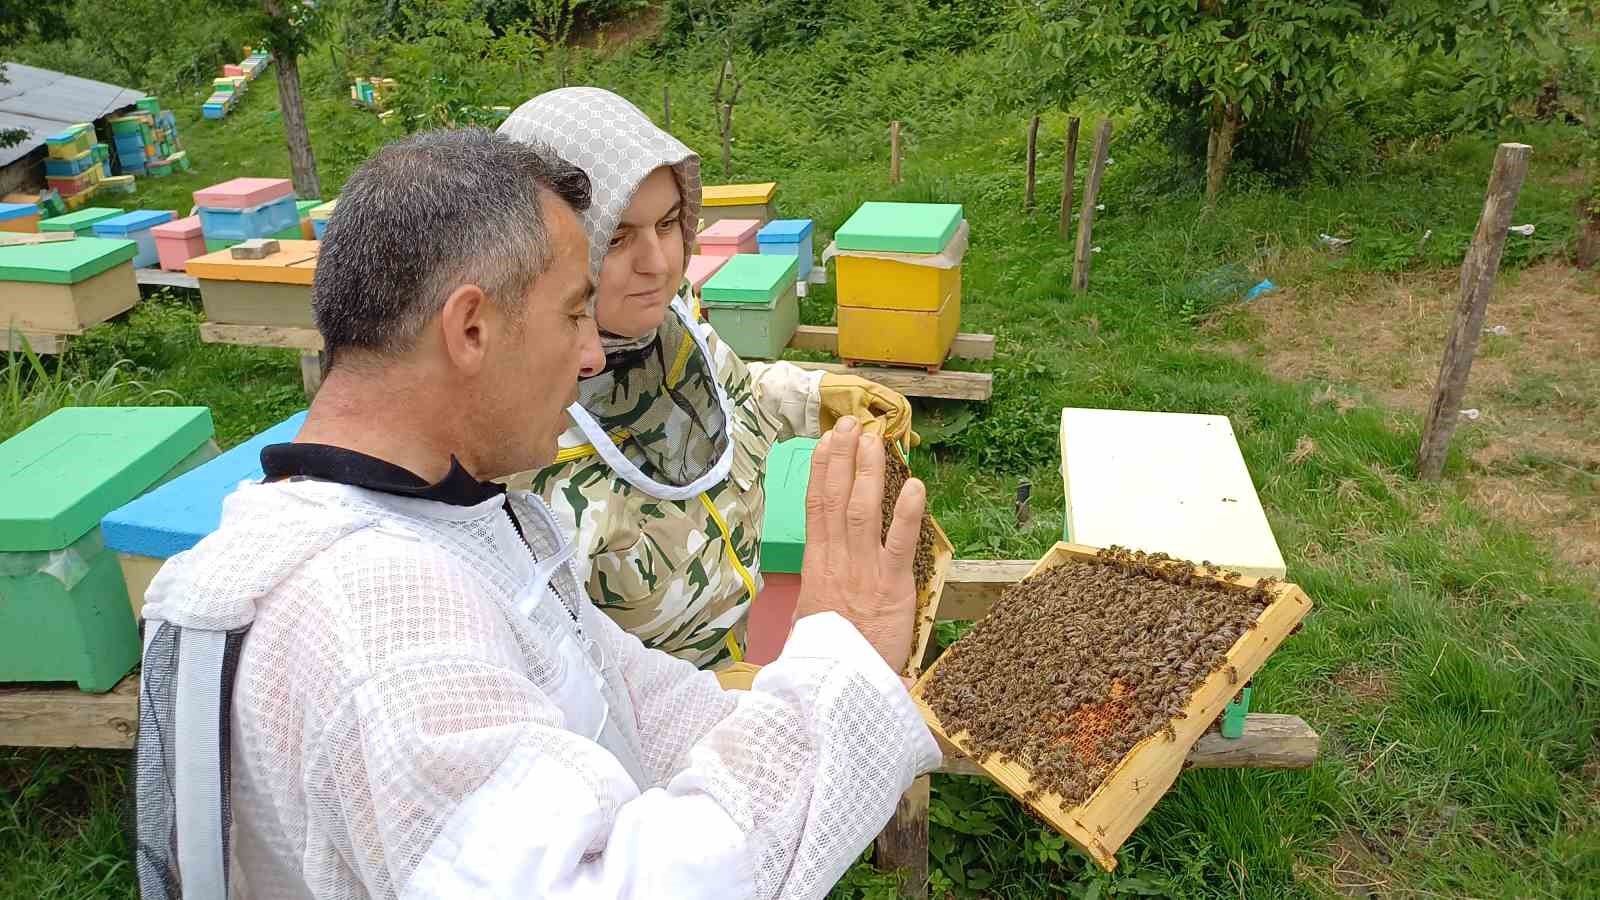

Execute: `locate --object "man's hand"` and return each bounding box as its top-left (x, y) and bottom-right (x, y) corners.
top-left (794, 416), bottom-right (926, 674)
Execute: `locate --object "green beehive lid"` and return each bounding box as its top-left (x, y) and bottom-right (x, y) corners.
top-left (835, 202), bottom-right (964, 254)
top-left (700, 254), bottom-right (798, 306)
top-left (0, 406), bottom-right (215, 551)
top-left (760, 437), bottom-right (817, 574)
top-left (295, 199), bottom-right (321, 217)
top-left (39, 207), bottom-right (123, 234)
top-left (0, 237), bottom-right (138, 284)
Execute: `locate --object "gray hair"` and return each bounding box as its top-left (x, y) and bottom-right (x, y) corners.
top-left (312, 127), bottom-right (592, 365)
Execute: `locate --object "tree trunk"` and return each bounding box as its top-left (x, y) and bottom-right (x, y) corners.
top-left (274, 53), bottom-right (322, 200)
top-left (1416, 143), bottom-right (1531, 481)
top-left (1205, 102), bottom-right (1240, 204)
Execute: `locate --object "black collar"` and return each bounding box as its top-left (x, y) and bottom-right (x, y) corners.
top-left (259, 443), bottom-right (505, 507)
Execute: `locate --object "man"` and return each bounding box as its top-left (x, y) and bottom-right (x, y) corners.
top-left (132, 127), bottom-right (941, 900)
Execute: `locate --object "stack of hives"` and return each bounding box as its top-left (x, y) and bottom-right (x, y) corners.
top-left (110, 98), bottom-right (187, 180)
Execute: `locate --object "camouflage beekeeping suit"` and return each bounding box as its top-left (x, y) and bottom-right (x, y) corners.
top-left (500, 88), bottom-right (823, 669)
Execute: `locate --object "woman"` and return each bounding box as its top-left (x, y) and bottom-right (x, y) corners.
top-left (498, 87), bottom-right (915, 670)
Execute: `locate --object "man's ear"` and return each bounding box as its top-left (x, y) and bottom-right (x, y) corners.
top-left (438, 284), bottom-right (491, 375)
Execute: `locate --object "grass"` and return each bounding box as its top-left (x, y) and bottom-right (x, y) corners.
top-left (4, 29), bottom-right (1599, 900)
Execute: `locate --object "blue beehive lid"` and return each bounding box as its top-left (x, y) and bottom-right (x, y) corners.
top-left (92, 210), bottom-right (175, 237)
top-left (0, 202), bottom-right (37, 222)
top-left (102, 411), bottom-right (307, 559)
top-left (757, 219), bottom-right (814, 245)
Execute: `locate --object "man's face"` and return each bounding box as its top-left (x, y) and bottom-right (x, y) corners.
top-left (594, 167), bottom-right (686, 339)
top-left (480, 194), bottom-right (601, 475)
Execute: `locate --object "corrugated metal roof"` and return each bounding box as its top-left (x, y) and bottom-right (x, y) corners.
top-left (0, 62), bottom-right (146, 168)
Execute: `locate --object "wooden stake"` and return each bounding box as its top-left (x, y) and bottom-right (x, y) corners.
top-left (874, 775), bottom-right (929, 899)
top-left (1417, 143), bottom-right (1531, 480)
top-left (890, 120), bottom-right (902, 185)
top-left (1059, 117), bottom-right (1079, 239)
top-left (662, 85), bottom-right (670, 129)
top-left (299, 350), bottom-right (326, 399)
top-left (720, 103), bottom-right (733, 180)
top-left (1073, 119), bottom-right (1112, 293)
top-left (1024, 113), bottom-right (1040, 212)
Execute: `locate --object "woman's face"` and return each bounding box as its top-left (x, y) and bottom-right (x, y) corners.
top-left (596, 167), bottom-right (687, 339)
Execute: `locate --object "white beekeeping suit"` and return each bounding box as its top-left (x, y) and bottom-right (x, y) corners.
top-left (133, 474), bottom-right (942, 899)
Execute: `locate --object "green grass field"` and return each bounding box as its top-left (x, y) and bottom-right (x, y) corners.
top-left (3, 34), bottom-right (1598, 900)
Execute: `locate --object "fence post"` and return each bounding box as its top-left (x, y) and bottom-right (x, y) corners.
top-left (1072, 119), bottom-right (1113, 292)
top-left (1416, 143), bottom-right (1532, 480)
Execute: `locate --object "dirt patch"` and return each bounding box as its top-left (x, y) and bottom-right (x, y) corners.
top-left (1332, 666), bottom-right (1394, 704)
top-left (922, 548), bottom-right (1274, 806)
top-left (1315, 829), bottom-right (1395, 899)
top-left (1226, 257), bottom-right (1600, 571)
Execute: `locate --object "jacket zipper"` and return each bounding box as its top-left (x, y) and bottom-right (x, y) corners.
top-left (503, 499), bottom-right (582, 632)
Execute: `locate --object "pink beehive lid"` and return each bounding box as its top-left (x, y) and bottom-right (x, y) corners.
top-left (223, 64), bottom-right (245, 76)
top-left (152, 215), bottom-right (204, 239)
top-left (698, 218), bottom-right (761, 245)
top-left (192, 177), bottom-right (294, 210)
top-left (685, 254), bottom-right (730, 290)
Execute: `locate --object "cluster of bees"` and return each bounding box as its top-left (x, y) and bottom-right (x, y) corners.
top-left (923, 547), bottom-right (1276, 806)
top-left (882, 438), bottom-right (937, 594)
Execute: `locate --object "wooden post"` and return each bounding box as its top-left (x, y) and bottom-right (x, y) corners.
top-left (662, 85), bottom-right (670, 129)
top-left (1072, 119), bottom-right (1112, 293)
top-left (1024, 114), bottom-right (1040, 212)
top-left (1059, 117), bottom-right (1079, 239)
top-left (720, 103), bottom-right (733, 180)
top-left (299, 350), bottom-right (326, 399)
top-left (1417, 143), bottom-right (1531, 480)
top-left (890, 121), bottom-right (902, 185)
top-left (875, 775), bottom-right (930, 899)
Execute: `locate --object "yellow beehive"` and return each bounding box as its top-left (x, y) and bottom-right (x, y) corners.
top-left (832, 202), bottom-right (968, 367)
top-left (186, 241), bottom-right (320, 328)
top-left (700, 182), bottom-right (777, 227)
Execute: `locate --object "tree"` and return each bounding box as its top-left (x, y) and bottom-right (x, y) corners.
top-left (1010, 0), bottom-right (1576, 201)
top-left (259, 0), bottom-right (325, 199)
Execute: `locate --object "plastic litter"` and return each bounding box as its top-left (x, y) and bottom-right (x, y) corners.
top-left (1243, 279), bottom-right (1277, 302)
top-left (1508, 224), bottom-right (1536, 236)
top-left (1460, 408), bottom-right (1481, 421)
top-left (1318, 233), bottom-right (1353, 250)
top-left (1485, 325), bottom-right (1509, 337)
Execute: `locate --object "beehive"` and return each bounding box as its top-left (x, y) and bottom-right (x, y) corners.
top-left (0, 202), bottom-right (40, 234)
top-left (756, 219), bottom-right (815, 280)
top-left (308, 199), bottom-right (336, 239)
top-left (911, 542), bottom-right (1311, 870)
top-left (197, 196), bottom-right (299, 242)
top-left (1058, 408), bottom-right (1286, 578)
top-left (0, 237), bottom-right (140, 333)
top-left (39, 207), bottom-right (122, 237)
top-left (0, 407), bottom-right (215, 692)
top-left (684, 254), bottom-right (729, 297)
top-left (744, 436), bottom-right (951, 675)
top-left (151, 215), bottom-right (207, 272)
top-left (186, 240), bottom-right (319, 328)
top-left (833, 202), bottom-right (968, 368)
top-left (92, 210), bottom-right (175, 269)
top-left (102, 411), bottom-right (306, 619)
top-left (295, 199), bottom-right (321, 239)
top-left (45, 127), bottom-right (94, 160)
top-left (700, 182), bottom-right (777, 228)
top-left (699, 253), bottom-right (799, 360)
top-left (697, 218), bottom-right (761, 259)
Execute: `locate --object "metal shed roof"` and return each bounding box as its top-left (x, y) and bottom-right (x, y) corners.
top-left (0, 62), bottom-right (146, 168)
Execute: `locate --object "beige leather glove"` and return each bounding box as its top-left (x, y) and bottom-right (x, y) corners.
top-left (714, 661), bottom-right (762, 691)
top-left (818, 373), bottom-right (920, 449)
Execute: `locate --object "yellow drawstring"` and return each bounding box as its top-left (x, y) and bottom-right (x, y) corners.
top-left (698, 493), bottom-right (756, 662)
